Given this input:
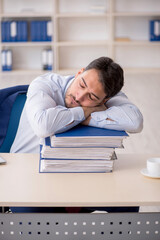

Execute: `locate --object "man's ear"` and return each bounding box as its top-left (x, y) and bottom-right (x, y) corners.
top-left (75, 68), bottom-right (85, 78)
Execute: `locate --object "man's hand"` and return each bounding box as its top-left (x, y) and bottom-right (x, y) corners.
top-left (81, 116), bottom-right (91, 125)
top-left (82, 104), bottom-right (107, 119)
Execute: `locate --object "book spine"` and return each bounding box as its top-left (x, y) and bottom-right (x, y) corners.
top-left (46, 20), bottom-right (52, 41)
top-left (6, 21), bottom-right (11, 42)
top-left (30, 21), bottom-right (35, 41)
top-left (150, 20), bottom-right (160, 41)
top-left (10, 21), bottom-right (17, 42)
top-left (21, 21), bottom-right (26, 42)
top-left (1, 50), bottom-right (7, 71)
top-left (42, 49), bottom-right (48, 70)
top-left (47, 49), bottom-right (53, 70)
top-left (1, 22), bottom-right (6, 42)
top-left (6, 50), bottom-right (12, 71)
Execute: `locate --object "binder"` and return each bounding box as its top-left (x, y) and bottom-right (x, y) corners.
top-left (30, 21), bottom-right (36, 41)
top-left (6, 50), bottom-right (12, 71)
top-left (10, 21), bottom-right (17, 42)
top-left (1, 22), bottom-right (6, 42)
top-left (50, 125), bottom-right (128, 148)
top-left (150, 20), bottom-right (160, 41)
top-left (1, 50), bottom-right (7, 71)
top-left (42, 49), bottom-right (48, 70)
top-left (6, 21), bottom-right (11, 42)
top-left (1, 50), bottom-right (12, 71)
top-left (46, 20), bottom-right (52, 41)
top-left (21, 21), bottom-right (28, 42)
top-left (47, 49), bottom-right (53, 70)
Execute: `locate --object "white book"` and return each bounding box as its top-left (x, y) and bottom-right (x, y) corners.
top-left (1, 50), bottom-right (6, 68)
top-left (10, 21), bottom-right (17, 38)
top-left (41, 145), bottom-right (115, 160)
top-left (47, 21), bottom-right (52, 38)
top-left (6, 50), bottom-right (12, 66)
top-left (48, 49), bottom-right (53, 66)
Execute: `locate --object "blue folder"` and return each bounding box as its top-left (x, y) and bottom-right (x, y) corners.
top-left (55, 125), bottom-right (128, 138)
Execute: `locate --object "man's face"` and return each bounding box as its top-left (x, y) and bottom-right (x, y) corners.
top-left (65, 68), bottom-right (107, 108)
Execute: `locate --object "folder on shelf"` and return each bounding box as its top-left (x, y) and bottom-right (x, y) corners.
top-left (46, 20), bottom-right (52, 41)
top-left (6, 50), bottom-right (12, 71)
top-left (10, 21), bottom-right (17, 42)
top-left (41, 49), bottom-right (53, 70)
top-left (1, 50), bottom-right (6, 71)
top-left (30, 21), bottom-right (36, 41)
top-left (1, 50), bottom-right (12, 71)
top-left (150, 20), bottom-right (160, 41)
top-left (21, 21), bottom-right (28, 42)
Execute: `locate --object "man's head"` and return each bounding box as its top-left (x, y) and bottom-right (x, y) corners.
top-left (65, 56), bottom-right (124, 108)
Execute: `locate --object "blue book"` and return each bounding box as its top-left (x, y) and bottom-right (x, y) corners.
top-left (150, 20), bottom-right (160, 41)
top-left (21, 21), bottom-right (28, 42)
top-left (39, 144), bottom-right (115, 173)
top-left (6, 50), bottom-right (12, 71)
top-left (47, 49), bottom-right (53, 70)
top-left (6, 21), bottom-right (11, 42)
top-left (37, 21), bottom-right (41, 41)
top-left (17, 21), bottom-right (21, 41)
top-left (50, 125), bottom-right (128, 148)
top-left (1, 22), bottom-right (6, 42)
top-left (46, 20), bottom-right (52, 41)
top-left (10, 21), bottom-right (17, 42)
top-left (1, 50), bottom-right (7, 71)
top-left (30, 21), bottom-right (36, 41)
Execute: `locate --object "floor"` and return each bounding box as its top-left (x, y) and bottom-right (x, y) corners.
top-left (0, 71), bottom-right (160, 212)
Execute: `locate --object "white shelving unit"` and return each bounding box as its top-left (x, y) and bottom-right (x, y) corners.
top-left (0, 0), bottom-right (160, 77)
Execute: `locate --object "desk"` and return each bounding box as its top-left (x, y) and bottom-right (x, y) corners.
top-left (0, 153), bottom-right (160, 240)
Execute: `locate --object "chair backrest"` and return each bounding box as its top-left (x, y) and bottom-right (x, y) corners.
top-left (0, 94), bottom-right (26, 152)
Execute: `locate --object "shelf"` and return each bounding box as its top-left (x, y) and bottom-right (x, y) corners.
top-left (112, 12), bottom-right (160, 17)
top-left (57, 40), bottom-right (109, 47)
top-left (1, 42), bottom-right (53, 47)
top-left (0, 0), bottom-right (160, 77)
top-left (0, 12), bottom-right (53, 18)
top-left (114, 40), bottom-right (160, 46)
top-left (2, 67), bottom-right (159, 77)
top-left (56, 12), bottom-right (109, 18)
top-left (0, 69), bottom-right (49, 76)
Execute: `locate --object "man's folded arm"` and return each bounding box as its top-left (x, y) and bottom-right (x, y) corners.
top-left (26, 86), bottom-right (85, 138)
top-left (87, 91), bottom-right (143, 133)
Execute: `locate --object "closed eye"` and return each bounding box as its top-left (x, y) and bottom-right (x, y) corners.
top-left (79, 83), bottom-right (85, 88)
top-left (79, 79), bottom-right (85, 88)
top-left (89, 93), bottom-right (96, 101)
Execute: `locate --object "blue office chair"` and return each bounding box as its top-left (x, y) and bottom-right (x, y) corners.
top-left (0, 93), bottom-right (27, 153)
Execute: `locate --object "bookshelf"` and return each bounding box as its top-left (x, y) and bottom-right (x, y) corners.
top-left (0, 0), bottom-right (160, 78)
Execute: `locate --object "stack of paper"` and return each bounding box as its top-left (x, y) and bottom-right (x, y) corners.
top-left (39, 125), bottom-right (128, 173)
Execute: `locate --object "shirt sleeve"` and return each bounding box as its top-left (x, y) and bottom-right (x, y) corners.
top-left (89, 91), bottom-right (143, 133)
top-left (26, 77), bottom-right (85, 138)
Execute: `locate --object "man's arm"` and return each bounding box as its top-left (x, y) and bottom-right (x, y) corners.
top-left (25, 75), bottom-right (105, 138)
top-left (82, 91), bottom-right (143, 133)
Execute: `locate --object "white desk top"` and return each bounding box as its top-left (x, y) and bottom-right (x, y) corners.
top-left (0, 153), bottom-right (160, 207)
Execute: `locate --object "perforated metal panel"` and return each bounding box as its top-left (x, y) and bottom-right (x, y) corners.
top-left (0, 212), bottom-right (160, 240)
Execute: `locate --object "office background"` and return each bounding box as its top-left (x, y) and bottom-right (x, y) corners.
top-left (0, 0), bottom-right (160, 156)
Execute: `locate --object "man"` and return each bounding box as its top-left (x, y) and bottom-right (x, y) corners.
top-left (10, 56), bottom-right (143, 213)
top-left (10, 56), bottom-right (143, 153)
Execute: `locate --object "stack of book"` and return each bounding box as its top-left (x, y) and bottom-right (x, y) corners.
top-left (39, 125), bottom-right (128, 173)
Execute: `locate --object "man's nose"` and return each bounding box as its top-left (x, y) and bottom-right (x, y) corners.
top-left (76, 89), bottom-right (86, 102)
